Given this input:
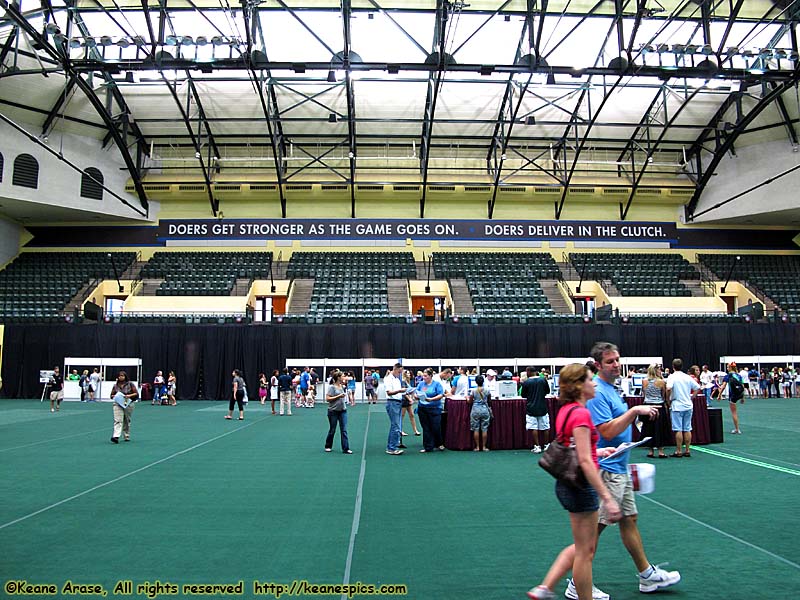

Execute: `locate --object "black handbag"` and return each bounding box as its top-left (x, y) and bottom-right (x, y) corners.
top-left (538, 405), bottom-right (587, 488)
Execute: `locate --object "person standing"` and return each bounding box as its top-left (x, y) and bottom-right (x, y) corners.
top-left (586, 342), bottom-right (680, 597)
top-left (522, 367), bottom-right (551, 454)
top-left (153, 371), bottom-right (165, 405)
top-left (699, 365), bottom-right (714, 407)
top-left (110, 371), bottom-right (138, 444)
top-left (167, 371), bottom-right (177, 405)
top-left (226, 369), bottom-right (246, 421)
top-left (453, 366), bottom-right (470, 397)
top-left (364, 369), bottom-right (377, 405)
top-left (467, 375), bottom-right (492, 451)
top-left (277, 367), bottom-right (293, 416)
top-left (88, 367), bottom-right (102, 402)
top-left (527, 363), bottom-right (621, 600)
top-left (308, 368), bottom-right (320, 407)
top-left (384, 363), bottom-right (407, 455)
top-left (718, 362), bottom-right (745, 434)
top-left (665, 358), bottom-right (700, 458)
top-left (641, 364), bottom-right (668, 459)
top-left (258, 373), bottom-right (269, 406)
top-left (269, 370), bottom-right (279, 414)
top-left (415, 368), bottom-right (445, 453)
top-left (299, 367), bottom-right (311, 407)
top-left (79, 369), bottom-right (90, 402)
top-left (401, 369), bottom-right (421, 437)
top-left (48, 366), bottom-right (64, 413)
top-left (324, 370), bottom-right (352, 454)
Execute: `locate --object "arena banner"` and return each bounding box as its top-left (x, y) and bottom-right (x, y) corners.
top-left (158, 218), bottom-right (678, 242)
top-left (23, 220), bottom-right (800, 249)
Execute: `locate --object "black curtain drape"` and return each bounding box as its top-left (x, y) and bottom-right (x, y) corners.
top-left (4, 322), bottom-right (800, 399)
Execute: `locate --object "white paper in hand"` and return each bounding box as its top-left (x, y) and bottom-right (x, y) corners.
top-left (599, 437), bottom-right (652, 462)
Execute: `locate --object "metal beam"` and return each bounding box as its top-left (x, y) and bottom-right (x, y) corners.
top-left (419, 0), bottom-right (452, 218)
top-left (68, 2), bottom-right (148, 161)
top-left (341, 0), bottom-right (358, 218)
top-left (41, 73), bottom-right (77, 136)
top-left (553, 0), bottom-right (626, 219)
top-left (685, 74), bottom-right (800, 221)
top-left (241, 0), bottom-right (288, 217)
top-left (0, 26), bottom-right (17, 68)
top-left (620, 85), bottom-right (706, 220)
top-left (161, 74), bottom-right (218, 215)
top-left (487, 0), bottom-right (535, 218)
top-left (773, 85), bottom-right (799, 146)
top-left (186, 76), bottom-right (221, 165)
top-left (0, 0), bottom-right (149, 213)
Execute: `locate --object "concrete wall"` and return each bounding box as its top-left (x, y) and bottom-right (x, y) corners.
top-left (0, 216), bottom-right (23, 267)
top-left (0, 120), bottom-right (149, 221)
top-left (689, 139), bottom-right (800, 224)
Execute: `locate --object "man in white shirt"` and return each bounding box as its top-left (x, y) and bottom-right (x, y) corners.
top-left (452, 366), bottom-right (470, 397)
top-left (739, 367), bottom-right (751, 398)
top-left (384, 363), bottom-right (407, 455)
top-left (484, 369), bottom-right (499, 396)
top-left (666, 358), bottom-right (700, 457)
top-left (699, 365), bottom-right (714, 407)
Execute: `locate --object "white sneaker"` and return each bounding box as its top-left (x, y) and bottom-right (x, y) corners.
top-left (638, 565), bottom-right (680, 593)
top-left (564, 578), bottom-right (609, 600)
top-left (527, 585), bottom-right (555, 600)
top-left (532, 445), bottom-right (542, 454)
top-left (544, 443), bottom-right (550, 451)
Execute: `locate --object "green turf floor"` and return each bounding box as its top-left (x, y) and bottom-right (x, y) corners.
top-left (1, 397), bottom-right (798, 600)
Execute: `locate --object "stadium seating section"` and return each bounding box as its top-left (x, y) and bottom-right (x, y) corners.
top-left (0, 252), bottom-right (136, 322)
top-left (141, 251), bottom-right (272, 296)
top-left (699, 254), bottom-right (800, 321)
top-left (432, 252), bottom-right (584, 323)
top-left (569, 253), bottom-right (697, 296)
top-left (286, 252), bottom-right (415, 322)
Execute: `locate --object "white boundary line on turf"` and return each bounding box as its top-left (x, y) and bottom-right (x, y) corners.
top-left (640, 496), bottom-right (800, 570)
top-left (712, 448), bottom-right (800, 469)
top-left (0, 417), bottom-right (268, 531)
top-left (342, 408), bottom-right (371, 599)
top-left (0, 427), bottom-right (108, 453)
top-left (693, 446), bottom-right (800, 476)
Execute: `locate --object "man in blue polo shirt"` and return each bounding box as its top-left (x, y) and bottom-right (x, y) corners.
top-left (585, 341), bottom-right (681, 598)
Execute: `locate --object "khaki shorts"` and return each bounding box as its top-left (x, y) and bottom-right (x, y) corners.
top-left (598, 470), bottom-right (638, 525)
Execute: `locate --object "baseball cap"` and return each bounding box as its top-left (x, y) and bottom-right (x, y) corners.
top-left (486, 369), bottom-right (497, 377)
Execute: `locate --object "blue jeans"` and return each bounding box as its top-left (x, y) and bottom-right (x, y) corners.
top-left (386, 400), bottom-right (402, 451)
top-left (325, 410), bottom-right (349, 451)
top-left (704, 388), bottom-right (712, 406)
top-left (417, 405), bottom-right (443, 451)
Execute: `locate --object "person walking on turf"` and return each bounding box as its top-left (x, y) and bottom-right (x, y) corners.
top-left (325, 370), bottom-right (352, 454)
top-left (226, 369), bottom-right (246, 421)
top-left (665, 358), bottom-right (700, 457)
top-left (384, 363), bottom-right (407, 455)
top-left (527, 363), bottom-right (621, 600)
top-left (110, 370), bottom-right (138, 444)
top-left (587, 342), bottom-right (680, 597)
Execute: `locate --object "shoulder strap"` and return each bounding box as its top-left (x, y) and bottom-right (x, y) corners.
top-left (557, 405), bottom-right (581, 442)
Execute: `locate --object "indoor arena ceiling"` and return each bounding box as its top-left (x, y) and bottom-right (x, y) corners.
top-left (1, 0), bottom-right (800, 219)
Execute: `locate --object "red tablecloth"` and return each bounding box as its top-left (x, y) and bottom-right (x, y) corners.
top-left (444, 395), bottom-right (711, 450)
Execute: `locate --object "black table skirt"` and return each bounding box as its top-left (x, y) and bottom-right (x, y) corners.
top-left (444, 395), bottom-right (711, 450)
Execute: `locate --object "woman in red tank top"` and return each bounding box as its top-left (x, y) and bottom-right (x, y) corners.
top-left (528, 363), bottom-right (622, 600)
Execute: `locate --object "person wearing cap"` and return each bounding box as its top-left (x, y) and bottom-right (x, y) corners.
top-left (484, 369), bottom-right (499, 396)
top-left (717, 362), bottom-right (745, 434)
top-left (665, 358), bottom-right (700, 458)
